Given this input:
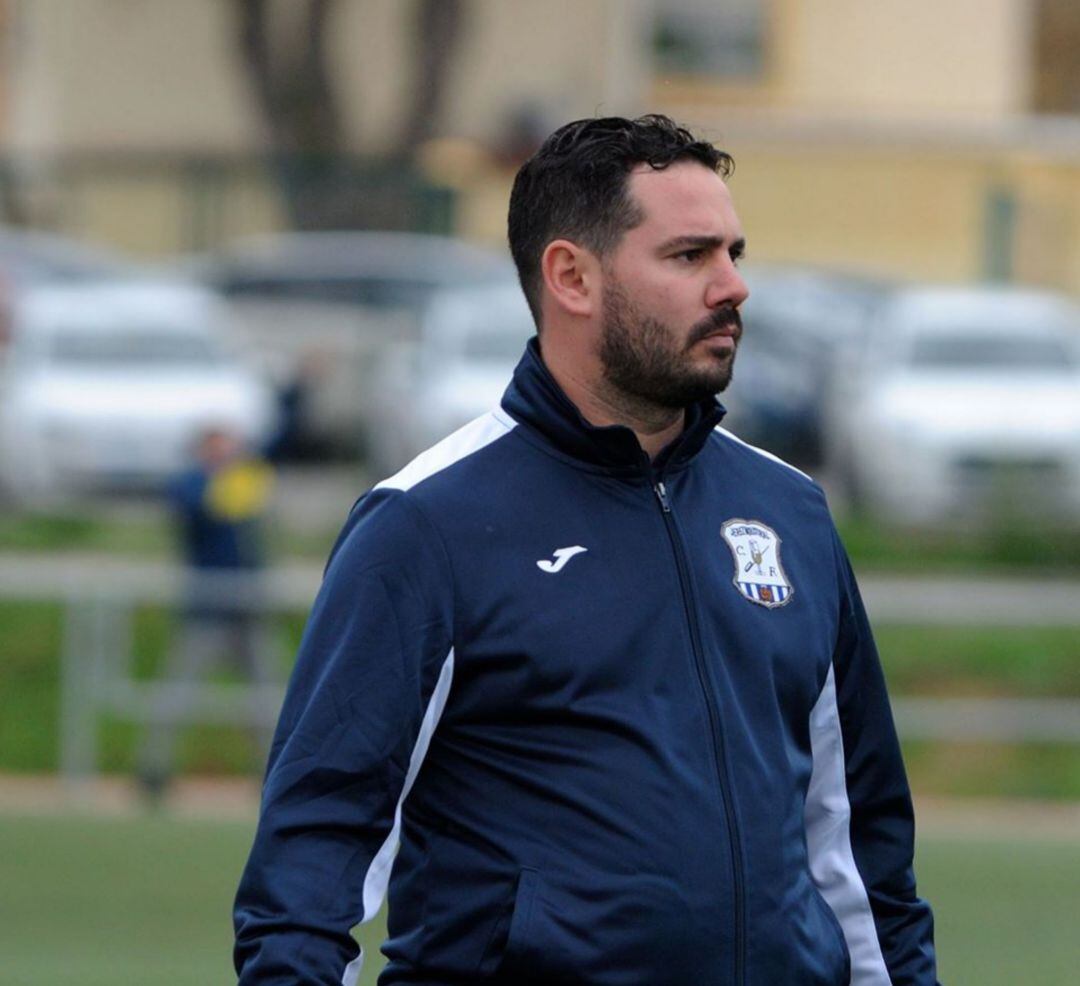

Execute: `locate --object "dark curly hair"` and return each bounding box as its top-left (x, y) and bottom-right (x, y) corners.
top-left (507, 114), bottom-right (734, 325)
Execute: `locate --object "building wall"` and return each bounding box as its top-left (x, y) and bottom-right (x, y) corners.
top-left (63, 162), bottom-right (285, 257)
top-left (337, 0), bottom-right (647, 152)
top-left (4, 0), bottom-right (641, 156)
top-left (4, 0), bottom-right (1080, 300)
top-left (458, 125), bottom-right (1080, 301)
top-left (1010, 157), bottom-right (1080, 291)
top-left (0, 0), bottom-right (638, 250)
top-left (773, 0), bottom-right (1032, 119)
top-left (0, 0), bottom-right (644, 251)
top-left (637, 0), bottom-right (1080, 297)
top-left (725, 144), bottom-right (988, 281)
top-left (6, 0), bottom-right (257, 154)
top-left (0, 0), bottom-right (1049, 154)
top-left (655, 0), bottom-right (1034, 121)
top-left (686, 131), bottom-right (1080, 295)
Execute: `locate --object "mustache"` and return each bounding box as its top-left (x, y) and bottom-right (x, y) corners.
top-left (687, 304), bottom-right (742, 348)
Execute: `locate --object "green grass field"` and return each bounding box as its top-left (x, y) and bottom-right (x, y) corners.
top-left (0, 812), bottom-right (1076, 985)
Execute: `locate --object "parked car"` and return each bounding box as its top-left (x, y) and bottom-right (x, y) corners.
top-left (722, 264), bottom-right (893, 466)
top-left (198, 231), bottom-right (515, 309)
top-left (0, 226), bottom-right (142, 355)
top-left (365, 267), bottom-right (891, 477)
top-left (824, 285), bottom-right (1080, 524)
top-left (0, 226), bottom-right (134, 289)
top-left (180, 232), bottom-right (517, 456)
top-left (364, 282), bottom-right (534, 476)
top-left (0, 281), bottom-right (276, 501)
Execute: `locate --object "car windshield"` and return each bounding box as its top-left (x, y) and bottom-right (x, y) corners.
top-left (907, 331), bottom-right (1076, 371)
top-left (47, 329), bottom-right (223, 367)
top-left (224, 274), bottom-right (493, 313)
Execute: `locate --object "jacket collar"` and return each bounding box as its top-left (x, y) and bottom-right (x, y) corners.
top-left (501, 337), bottom-right (725, 477)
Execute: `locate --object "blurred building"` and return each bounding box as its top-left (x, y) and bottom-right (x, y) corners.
top-left (0, 0), bottom-right (1077, 294)
top-left (0, 0), bottom-right (647, 253)
top-left (652, 0), bottom-right (1080, 292)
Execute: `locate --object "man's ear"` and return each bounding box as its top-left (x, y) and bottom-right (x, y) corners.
top-left (540, 239), bottom-right (599, 319)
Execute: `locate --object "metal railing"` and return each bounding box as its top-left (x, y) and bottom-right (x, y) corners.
top-left (54, 569), bottom-right (306, 784)
top-left (0, 556), bottom-right (1074, 784)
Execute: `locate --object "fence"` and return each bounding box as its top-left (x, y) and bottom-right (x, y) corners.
top-left (56, 571), bottom-right (299, 784)
top-left (1, 557), bottom-right (1077, 784)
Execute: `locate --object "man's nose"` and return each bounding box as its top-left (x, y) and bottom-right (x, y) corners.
top-left (705, 259), bottom-right (749, 310)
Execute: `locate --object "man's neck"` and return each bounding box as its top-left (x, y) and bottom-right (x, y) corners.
top-left (540, 338), bottom-right (685, 460)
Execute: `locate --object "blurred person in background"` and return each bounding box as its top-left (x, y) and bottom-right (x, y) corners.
top-left (234, 115), bottom-right (937, 985)
top-left (264, 348), bottom-right (331, 462)
top-left (138, 424), bottom-right (276, 802)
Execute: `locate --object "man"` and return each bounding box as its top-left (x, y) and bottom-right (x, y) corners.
top-left (139, 425), bottom-right (276, 800)
top-left (234, 115), bottom-right (938, 985)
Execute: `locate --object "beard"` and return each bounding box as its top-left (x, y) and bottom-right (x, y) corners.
top-left (599, 277), bottom-right (741, 411)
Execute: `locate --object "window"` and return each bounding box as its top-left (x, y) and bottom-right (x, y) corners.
top-left (652, 0), bottom-right (765, 80)
top-left (48, 330), bottom-right (222, 367)
top-left (907, 331), bottom-right (1075, 371)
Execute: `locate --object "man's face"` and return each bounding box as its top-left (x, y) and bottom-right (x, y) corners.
top-left (597, 161), bottom-right (749, 410)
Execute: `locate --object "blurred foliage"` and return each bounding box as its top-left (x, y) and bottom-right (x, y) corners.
top-left (904, 741), bottom-right (1080, 801)
top-left (0, 510), bottom-right (175, 555)
top-left (837, 514), bottom-right (1080, 573)
top-left (876, 625), bottom-right (1080, 697)
top-left (0, 509), bottom-right (335, 559)
top-left (0, 601), bottom-right (306, 776)
top-left (0, 512), bottom-right (171, 554)
top-left (0, 602), bottom-right (62, 773)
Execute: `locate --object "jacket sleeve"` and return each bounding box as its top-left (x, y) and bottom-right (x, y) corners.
top-left (233, 489), bottom-right (455, 985)
top-left (804, 526), bottom-right (939, 986)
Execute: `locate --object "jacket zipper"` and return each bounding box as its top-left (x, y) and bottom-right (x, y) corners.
top-left (652, 476), bottom-right (746, 986)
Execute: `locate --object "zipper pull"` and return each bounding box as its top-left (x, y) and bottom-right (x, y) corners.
top-left (654, 481), bottom-right (672, 513)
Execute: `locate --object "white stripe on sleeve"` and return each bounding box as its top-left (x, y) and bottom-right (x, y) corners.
top-left (805, 663), bottom-right (891, 984)
top-left (341, 648), bottom-right (456, 986)
top-left (375, 408), bottom-right (516, 493)
top-left (342, 409), bottom-right (516, 983)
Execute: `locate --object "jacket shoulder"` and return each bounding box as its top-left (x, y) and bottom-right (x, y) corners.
top-left (373, 408), bottom-right (519, 495)
top-left (710, 426), bottom-right (822, 490)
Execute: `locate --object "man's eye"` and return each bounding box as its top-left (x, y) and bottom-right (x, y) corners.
top-left (676, 249), bottom-right (704, 262)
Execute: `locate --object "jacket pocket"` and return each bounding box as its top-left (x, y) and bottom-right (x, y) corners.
top-left (503, 867), bottom-right (541, 964)
top-left (473, 866), bottom-right (541, 978)
top-left (811, 889), bottom-right (852, 984)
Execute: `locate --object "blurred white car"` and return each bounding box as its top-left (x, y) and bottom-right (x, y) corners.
top-left (825, 285), bottom-right (1080, 524)
top-left (199, 231), bottom-right (515, 310)
top-left (0, 227), bottom-right (145, 357)
top-left (0, 227), bottom-right (135, 289)
top-left (0, 281), bottom-right (276, 500)
top-left (179, 232), bottom-right (517, 456)
top-left (364, 282), bottom-right (534, 476)
top-left (725, 264), bottom-right (892, 465)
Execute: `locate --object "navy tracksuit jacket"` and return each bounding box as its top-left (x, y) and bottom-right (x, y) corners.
top-left (234, 338), bottom-right (938, 985)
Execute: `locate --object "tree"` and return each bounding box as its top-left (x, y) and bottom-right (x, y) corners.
top-left (397, 0), bottom-right (466, 157)
top-left (234, 0), bottom-right (465, 230)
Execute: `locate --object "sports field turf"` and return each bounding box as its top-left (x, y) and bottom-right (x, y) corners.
top-left (0, 812), bottom-right (1076, 985)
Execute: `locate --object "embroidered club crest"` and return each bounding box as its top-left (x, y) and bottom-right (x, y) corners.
top-left (720, 518), bottom-right (793, 608)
